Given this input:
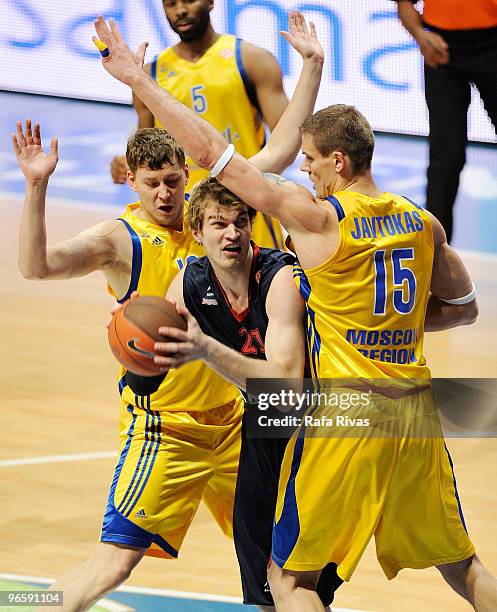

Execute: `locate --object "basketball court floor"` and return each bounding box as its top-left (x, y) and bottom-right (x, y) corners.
top-left (1, 90), bottom-right (496, 611)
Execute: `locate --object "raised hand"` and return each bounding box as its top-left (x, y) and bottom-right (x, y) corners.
top-left (11, 120), bottom-right (58, 184)
top-left (93, 16), bottom-right (149, 85)
top-left (110, 155), bottom-right (128, 183)
top-left (281, 11), bottom-right (324, 64)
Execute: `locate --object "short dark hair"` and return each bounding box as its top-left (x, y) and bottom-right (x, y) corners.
top-left (300, 105), bottom-right (375, 174)
top-left (126, 128), bottom-right (185, 172)
top-left (187, 177), bottom-right (256, 231)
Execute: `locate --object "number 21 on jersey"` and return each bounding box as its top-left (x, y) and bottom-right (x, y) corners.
top-left (373, 248), bottom-right (416, 315)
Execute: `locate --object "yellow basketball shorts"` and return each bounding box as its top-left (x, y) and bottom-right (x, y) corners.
top-left (272, 389), bottom-right (475, 580)
top-left (100, 397), bottom-right (243, 558)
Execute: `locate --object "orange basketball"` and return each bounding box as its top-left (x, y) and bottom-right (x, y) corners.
top-left (108, 296), bottom-right (187, 376)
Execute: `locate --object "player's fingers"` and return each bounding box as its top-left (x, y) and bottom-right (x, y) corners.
top-left (154, 355), bottom-right (177, 367)
top-left (50, 137), bottom-right (58, 158)
top-left (136, 41), bottom-right (149, 66)
top-left (16, 121), bottom-right (27, 148)
top-left (109, 18), bottom-right (124, 46)
top-left (130, 291), bottom-right (140, 299)
top-left (33, 123), bottom-right (41, 146)
top-left (25, 118), bottom-right (34, 145)
top-left (299, 12), bottom-right (309, 35)
top-left (154, 341), bottom-right (184, 354)
top-left (94, 16), bottom-right (112, 47)
top-left (175, 304), bottom-right (190, 318)
top-left (309, 21), bottom-right (317, 39)
top-left (287, 11), bottom-right (296, 35)
top-left (11, 133), bottom-right (21, 156)
top-left (156, 327), bottom-right (188, 341)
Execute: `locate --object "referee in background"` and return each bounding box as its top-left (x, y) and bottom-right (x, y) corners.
top-left (394, 0), bottom-right (497, 243)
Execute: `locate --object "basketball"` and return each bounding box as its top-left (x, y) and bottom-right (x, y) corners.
top-left (108, 295), bottom-right (187, 376)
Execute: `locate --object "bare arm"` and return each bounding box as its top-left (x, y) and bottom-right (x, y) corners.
top-left (155, 266), bottom-right (305, 390)
top-left (110, 64), bottom-right (154, 183)
top-left (93, 16), bottom-right (327, 235)
top-left (397, 0), bottom-right (449, 68)
top-left (165, 267), bottom-right (186, 308)
top-left (249, 12), bottom-right (324, 174)
top-left (424, 212), bottom-right (478, 331)
top-left (242, 42), bottom-right (288, 131)
top-left (14, 120), bottom-right (119, 280)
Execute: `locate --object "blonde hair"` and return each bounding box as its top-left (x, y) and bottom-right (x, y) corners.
top-left (300, 105), bottom-right (374, 174)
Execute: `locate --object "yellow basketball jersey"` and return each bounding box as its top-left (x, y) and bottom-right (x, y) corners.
top-left (150, 34), bottom-right (285, 250)
top-left (294, 192), bottom-right (434, 380)
top-left (110, 201), bottom-right (240, 412)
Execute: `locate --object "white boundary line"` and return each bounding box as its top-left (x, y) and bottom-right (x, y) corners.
top-left (0, 573), bottom-right (373, 611)
top-left (0, 451), bottom-right (117, 468)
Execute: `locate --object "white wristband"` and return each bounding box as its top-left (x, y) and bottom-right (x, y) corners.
top-left (210, 144), bottom-right (235, 178)
top-left (440, 285), bottom-right (476, 305)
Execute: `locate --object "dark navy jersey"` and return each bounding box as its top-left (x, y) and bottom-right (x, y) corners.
top-left (183, 245), bottom-right (295, 397)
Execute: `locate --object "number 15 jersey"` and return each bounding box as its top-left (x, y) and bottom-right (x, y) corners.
top-left (294, 191), bottom-right (433, 381)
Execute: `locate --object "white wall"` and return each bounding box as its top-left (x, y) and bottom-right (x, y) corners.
top-left (0, 0), bottom-right (494, 142)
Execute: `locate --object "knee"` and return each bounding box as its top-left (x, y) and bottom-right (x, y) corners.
top-left (88, 546), bottom-right (140, 589)
top-left (268, 561), bottom-right (291, 602)
top-left (438, 554), bottom-right (475, 587)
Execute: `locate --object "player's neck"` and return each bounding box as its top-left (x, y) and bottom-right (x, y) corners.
top-left (337, 171), bottom-right (382, 198)
top-left (212, 248), bottom-right (253, 312)
top-left (174, 27), bottom-right (220, 62)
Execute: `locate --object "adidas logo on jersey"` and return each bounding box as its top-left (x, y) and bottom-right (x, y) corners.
top-left (135, 508), bottom-right (148, 519)
top-left (151, 236), bottom-right (165, 246)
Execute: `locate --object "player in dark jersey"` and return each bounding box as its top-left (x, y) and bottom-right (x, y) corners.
top-left (155, 177), bottom-right (341, 608)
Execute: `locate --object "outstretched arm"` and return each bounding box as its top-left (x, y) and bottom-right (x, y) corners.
top-left (93, 16), bottom-right (324, 233)
top-left (249, 12), bottom-right (324, 174)
top-left (14, 120), bottom-right (118, 280)
top-left (156, 266), bottom-right (306, 391)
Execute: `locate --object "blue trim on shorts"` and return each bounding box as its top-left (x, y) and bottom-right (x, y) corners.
top-left (118, 411), bottom-right (160, 517)
top-left (102, 405), bottom-right (138, 537)
top-left (123, 412), bottom-right (162, 518)
top-left (153, 533), bottom-right (178, 558)
top-left (444, 443), bottom-right (468, 533)
top-left (109, 405), bottom-right (137, 505)
top-left (293, 264), bottom-right (321, 384)
top-left (101, 502), bottom-right (178, 557)
top-left (101, 501), bottom-right (154, 550)
top-left (271, 433), bottom-right (306, 567)
top-left (118, 375), bottom-right (127, 395)
top-left (117, 218), bottom-right (142, 303)
top-left (325, 195), bottom-right (345, 222)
